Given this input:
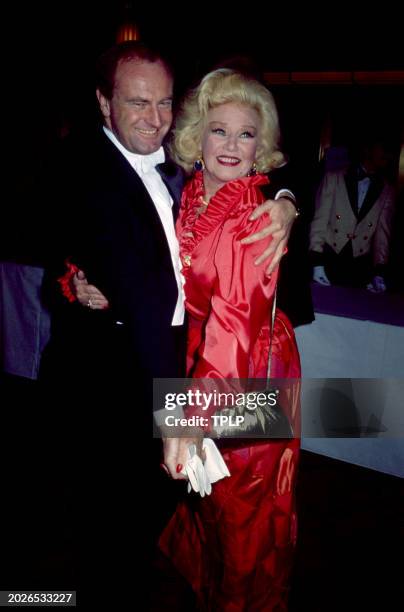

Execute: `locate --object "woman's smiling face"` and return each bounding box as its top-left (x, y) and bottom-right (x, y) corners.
top-left (201, 102), bottom-right (260, 198)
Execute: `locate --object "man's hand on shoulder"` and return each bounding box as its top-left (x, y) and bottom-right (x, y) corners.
top-left (241, 196), bottom-right (298, 275)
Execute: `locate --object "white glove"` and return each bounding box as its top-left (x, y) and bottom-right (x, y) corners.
top-left (181, 439), bottom-right (230, 497)
top-left (202, 438), bottom-right (231, 484)
top-left (182, 444), bottom-right (211, 497)
top-left (367, 275), bottom-right (386, 293)
top-left (313, 265), bottom-right (331, 286)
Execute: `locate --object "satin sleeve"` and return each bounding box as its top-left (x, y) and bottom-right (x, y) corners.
top-left (191, 207), bottom-right (278, 379)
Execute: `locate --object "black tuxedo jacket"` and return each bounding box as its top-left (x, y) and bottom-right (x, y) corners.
top-left (41, 128), bottom-right (186, 405)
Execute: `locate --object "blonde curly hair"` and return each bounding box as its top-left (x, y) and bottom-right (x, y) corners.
top-left (169, 68), bottom-right (285, 174)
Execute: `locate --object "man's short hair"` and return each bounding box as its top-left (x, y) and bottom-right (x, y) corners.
top-left (96, 41), bottom-right (174, 99)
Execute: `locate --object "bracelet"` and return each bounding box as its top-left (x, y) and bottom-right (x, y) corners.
top-left (280, 195), bottom-right (301, 218)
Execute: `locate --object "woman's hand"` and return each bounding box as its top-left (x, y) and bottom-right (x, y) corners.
top-left (73, 269), bottom-right (110, 310)
top-left (162, 428), bottom-right (205, 480)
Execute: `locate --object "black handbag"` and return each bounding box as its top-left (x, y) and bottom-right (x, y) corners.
top-left (211, 289), bottom-right (294, 439)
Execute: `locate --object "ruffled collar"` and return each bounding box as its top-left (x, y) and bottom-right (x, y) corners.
top-left (179, 171), bottom-right (269, 267)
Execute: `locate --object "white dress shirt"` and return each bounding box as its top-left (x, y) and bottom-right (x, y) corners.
top-left (357, 174), bottom-right (371, 212)
top-left (358, 166), bottom-right (370, 212)
top-left (103, 127), bottom-right (184, 326)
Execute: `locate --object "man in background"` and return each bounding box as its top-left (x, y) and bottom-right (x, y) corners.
top-left (310, 140), bottom-right (396, 291)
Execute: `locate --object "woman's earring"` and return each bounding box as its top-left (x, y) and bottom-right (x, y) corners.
top-left (247, 161), bottom-right (257, 176)
top-left (194, 157), bottom-right (205, 171)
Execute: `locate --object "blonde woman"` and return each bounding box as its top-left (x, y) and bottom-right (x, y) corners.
top-left (160, 69), bottom-right (300, 611)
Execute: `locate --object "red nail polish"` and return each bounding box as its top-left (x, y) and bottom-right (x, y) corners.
top-left (176, 464), bottom-right (183, 473)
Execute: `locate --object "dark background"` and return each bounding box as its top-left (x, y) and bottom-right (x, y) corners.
top-left (5, 2), bottom-right (403, 192)
top-left (4, 2), bottom-right (403, 131)
top-left (3, 2), bottom-right (403, 286)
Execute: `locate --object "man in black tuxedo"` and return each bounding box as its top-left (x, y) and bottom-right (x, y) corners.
top-left (38, 41), bottom-right (299, 602)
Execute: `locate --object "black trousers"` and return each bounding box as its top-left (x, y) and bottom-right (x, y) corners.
top-left (36, 314), bottom-right (188, 603)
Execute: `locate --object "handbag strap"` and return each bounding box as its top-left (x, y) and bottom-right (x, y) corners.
top-left (266, 285), bottom-right (277, 383)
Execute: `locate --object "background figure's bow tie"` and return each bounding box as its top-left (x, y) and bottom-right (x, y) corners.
top-left (140, 147), bottom-right (165, 173)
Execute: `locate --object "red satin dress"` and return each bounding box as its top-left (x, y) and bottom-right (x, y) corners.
top-left (159, 172), bottom-right (301, 611)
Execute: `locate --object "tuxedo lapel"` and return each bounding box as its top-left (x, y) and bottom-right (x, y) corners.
top-left (344, 163), bottom-right (384, 221)
top-left (156, 160), bottom-right (185, 221)
top-left (357, 176), bottom-right (384, 221)
top-left (97, 131), bottom-right (169, 246)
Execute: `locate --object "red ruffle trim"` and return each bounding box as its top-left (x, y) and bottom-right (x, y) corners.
top-left (57, 259), bottom-right (79, 303)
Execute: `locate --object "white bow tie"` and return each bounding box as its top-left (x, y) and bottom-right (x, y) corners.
top-left (139, 147), bottom-right (165, 173)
